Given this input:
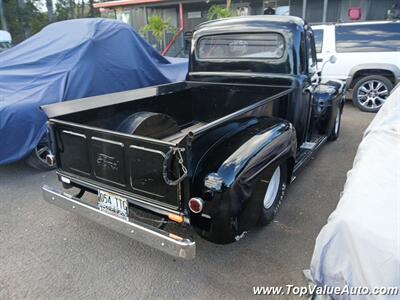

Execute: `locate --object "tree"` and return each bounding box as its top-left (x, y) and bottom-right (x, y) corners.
top-left (226, 0), bottom-right (232, 10)
top-left (68, 0), bottom-right (75, 18)
top-left (0, 0), bottom-right (7, 30)
top-left (207, 4), bottom-right (234, 20)
top-left (55, 0), bottom-right (98, 21)
top-left (88, 0), bottom-right (94, 17)
top-left (46, 0), bottom-right (54, 23)
top-left (2, 0), bottom-right (47, 42)
top-left (55, 0), bottom-right (72, 21)
top-left (140, 15), bottom-right (175, 50)
top-left (16, 0), bottom-right (30, 39)
top-left (79, 0), bottom-right (85, 18)
top-left (1, 0), bottom-right (99, 44)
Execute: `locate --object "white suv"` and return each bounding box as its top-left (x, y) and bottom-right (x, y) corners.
top-left (312, 21), bottom-right (400, 112)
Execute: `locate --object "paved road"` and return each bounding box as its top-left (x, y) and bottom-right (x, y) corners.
top-left (0, 103), bottom-right (374, 300)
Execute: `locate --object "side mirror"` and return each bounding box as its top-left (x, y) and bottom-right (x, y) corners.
top-left (319, 55), bottom-right (337, 80)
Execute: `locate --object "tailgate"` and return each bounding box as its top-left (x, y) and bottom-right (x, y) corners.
top-left (50, 120), bottom-right (184, 210)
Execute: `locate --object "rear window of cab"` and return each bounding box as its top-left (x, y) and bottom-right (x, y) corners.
top-left (197, 33), bottom-right (285, 60)
top-left (335, 23), bottom-right (400, 53)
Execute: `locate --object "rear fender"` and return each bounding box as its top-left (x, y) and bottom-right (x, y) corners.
top-left (192, 117), bottom-right (296, 228)
top-left (218, 120), bottom-right (296, 222)
top-left (217, 121), bottom-right (296, 190)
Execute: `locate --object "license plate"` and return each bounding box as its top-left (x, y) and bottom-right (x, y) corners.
top-left (98, 190), bottom-right (128, 218)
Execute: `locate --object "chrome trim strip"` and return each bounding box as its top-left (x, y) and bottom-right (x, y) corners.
top-left (129, 145), bottom-right (166, 158)
top-left (91, 136), bottom-right (124, 147)
top-left (62, 130), bottom-right (86, 139)
top-left (42, 185), bottom-right (195, 259)
top-left (50, 119), bottom-right (177, 147)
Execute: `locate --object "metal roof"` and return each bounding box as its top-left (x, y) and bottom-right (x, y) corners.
top-left (94, 0), bottom-right (166, 9)
top-left (195, 15), bottom-right (305, 31)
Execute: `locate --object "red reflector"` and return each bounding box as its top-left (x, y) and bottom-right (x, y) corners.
top-left (188, 197), bottom-right (204, 214)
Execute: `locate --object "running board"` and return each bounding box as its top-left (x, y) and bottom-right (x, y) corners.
top-left (300, 142), bottom-right (317, 150)
top-left (293, 135), bottom-right (328, 176)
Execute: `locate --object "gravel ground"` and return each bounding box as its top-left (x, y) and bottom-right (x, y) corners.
top-left (0, 103), bottom-right (374, 300)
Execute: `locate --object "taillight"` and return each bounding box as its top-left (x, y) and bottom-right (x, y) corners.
top-left (188, 197), bottom-right (204, 214)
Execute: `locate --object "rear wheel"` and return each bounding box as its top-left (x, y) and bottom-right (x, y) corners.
top-left (258, 163), bottom-right (287, 226)
top-left (328, 107), bottom-right (341, 141)
top-left (25, 143), bottom-right (55, 171)
top-left (352, 75), bottom-right (392, 112)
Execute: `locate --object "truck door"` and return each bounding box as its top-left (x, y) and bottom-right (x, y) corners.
top-left (302, 30), bottom-right (319, 142)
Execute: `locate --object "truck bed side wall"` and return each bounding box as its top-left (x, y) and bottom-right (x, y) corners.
top-left (57, 82), bottom-right (288, 132)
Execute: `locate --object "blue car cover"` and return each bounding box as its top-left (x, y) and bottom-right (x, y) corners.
top-left (0, 18), bottom-right (188, 165)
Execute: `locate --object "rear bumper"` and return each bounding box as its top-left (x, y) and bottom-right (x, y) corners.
top-left (42, 185), bottom-right (196, 259)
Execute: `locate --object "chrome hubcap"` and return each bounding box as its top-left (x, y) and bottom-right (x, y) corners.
top-left (263, 166), bottom-right (281, 209)
top-left (35, 144), bottom-right (51, 164)
top-left (357, 80), bottom-right (389, 110)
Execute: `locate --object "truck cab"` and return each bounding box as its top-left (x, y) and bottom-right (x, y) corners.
top-left (41, 16), bottom-right (345, 259)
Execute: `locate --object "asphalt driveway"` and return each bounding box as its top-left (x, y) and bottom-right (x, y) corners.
top-left (0, 103), bottom-right (374, 299)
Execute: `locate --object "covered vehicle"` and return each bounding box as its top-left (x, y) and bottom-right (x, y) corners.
top-left (310, 85), bottom-right (400, 299)
top-left (0, 18), bottom-right (187, 169)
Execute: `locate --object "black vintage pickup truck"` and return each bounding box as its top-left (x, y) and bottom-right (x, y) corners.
top-left (41, 16), bottom-right (345, 259)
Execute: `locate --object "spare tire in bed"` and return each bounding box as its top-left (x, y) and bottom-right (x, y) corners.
top-left (116, 111), bottom-right (180, 139)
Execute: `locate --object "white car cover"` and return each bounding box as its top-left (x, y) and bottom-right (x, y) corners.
top-left (310, 85), bottom-right (400, 299)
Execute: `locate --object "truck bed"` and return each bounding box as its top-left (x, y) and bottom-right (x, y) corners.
top-left (43, 81), bottom-right (291, 211)
top-left (53, 82), bottom-right (287, 138)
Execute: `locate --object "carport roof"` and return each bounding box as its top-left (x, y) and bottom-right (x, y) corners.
top-left (94, 0), bottom-right (167, 8)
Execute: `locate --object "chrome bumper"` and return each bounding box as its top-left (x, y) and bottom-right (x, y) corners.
top-left (42, 185), bottom-right (196, 259)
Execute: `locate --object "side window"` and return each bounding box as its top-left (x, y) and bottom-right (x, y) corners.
top-left (336, 23), bottom-right (400, 52)
top-left (306, 31), bottom-right (317, 72)
top-left (299, 34), bottom-right (307, 74)
top-left (313, 29), bottom-right (324, 53)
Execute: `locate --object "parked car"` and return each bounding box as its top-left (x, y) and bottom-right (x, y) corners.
top-left (0, 30), bottom-right (12, 52)
top-left (312, 21), bottom-right (400, 112)
top-left (41, 16), bottom-right (345, 259)
top-left (310, 84), bottom-right (400, 295)
top-left (0, 18), bottom-right (187, 170)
